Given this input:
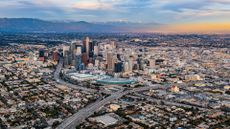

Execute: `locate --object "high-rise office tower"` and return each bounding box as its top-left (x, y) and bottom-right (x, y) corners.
top-left (83, 37), bottom-right (90, 54)
top-left (39, 49), bottom-right (45, 57)
top-left (82, 37), bottom-right (90, 65)
top-left (94, 46), bottom-right (99, 56)
top-left (76, 46), bottom-right (82, 55)
top-left (75, 41), bottom-right (82, 54)
top-left (89, 41), bottom-right (95, 52)
top-left (75, 54), bottom-right (82, 71)
top-left (70, 42), bottom-right (76, 56)
top-left (82, 53), bottom-right (88, 66)
top-left (63, 46), bottom-right (70, 67)
top-left (63, 46), bottom-right (70, 56)
top-left (107, 52), bottom-right (116, 72)
top-left (38, 49), bottom-right (45, 61)
top-left (115, 62), bottom-right (123, 73)
top-left (53, 51), bottom-right (59, 62)
top-left (70, 42), bottom-right (76, 65)
top-left (89, 41), bottom-right (96, 58)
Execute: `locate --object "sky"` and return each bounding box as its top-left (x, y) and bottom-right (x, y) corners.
top-left (0, 0), bottom-right (230, 33)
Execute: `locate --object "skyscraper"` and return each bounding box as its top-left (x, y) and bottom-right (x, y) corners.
top-left (76, 46), bottom-right (82, 55)
top-left (38, 49), bottom-right (45, 61)
top-left (83, 37), bottom-right (90, 65)
top-left (70, 42), bottom-right (76, 65)
top-left (82, 53), bottom-right (88, 66)
top-left (83, 37), bottom-right (90, 55)
top-left (39, 49), bottom-right (45, 58)
top-left (53, 51), bottom-right (59, 62)
top-left (89, 41), bottom-right (95, 52)
top-left (107, 52), bottom-right (116, 73)
top-left (115, 62), bottom-right (123, 73)
top-left (63, 46), bottom-right (70, 67)
top-left (70, 42), bottom-right (76, 56)
top-left (75, 54), bottom-right (82, 71)
top-left (94, 45), bottom-right (99, 56)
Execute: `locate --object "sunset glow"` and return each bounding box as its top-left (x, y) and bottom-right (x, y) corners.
top-left (0, 0), bottom-right (229, 33)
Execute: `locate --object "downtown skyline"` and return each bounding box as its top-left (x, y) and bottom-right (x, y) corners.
top-left (0, 0), bottom-right (230, 33)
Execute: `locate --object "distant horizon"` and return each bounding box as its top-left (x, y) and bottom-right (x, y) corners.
top-left (0, 17), bottom-right (229, 34)
top-left (0, 0), bottom-right (229, 33)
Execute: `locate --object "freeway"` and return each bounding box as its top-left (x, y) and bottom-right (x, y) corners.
top-left (54, 58), bottom-right (162, 129)
top-left (54, 58), bottom-right (96, 92)
top-left (54, 58), bottom-right (230, 129)
top-left (57, 85), bottom-right (161, 129)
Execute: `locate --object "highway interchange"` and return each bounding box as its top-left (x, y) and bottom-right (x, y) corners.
top-left (54, 58), bottom-right (229, 129)
top-left (54, 59), bottom-right (164, 129)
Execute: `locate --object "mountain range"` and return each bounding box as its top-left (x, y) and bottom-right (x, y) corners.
top-left (0, 18), bottom-right (160, 33)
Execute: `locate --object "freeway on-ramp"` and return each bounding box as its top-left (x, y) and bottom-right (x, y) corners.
top-left (54, 58), bottom-right (162, 129)
top-left (57, 85), bottom-right (162, 129)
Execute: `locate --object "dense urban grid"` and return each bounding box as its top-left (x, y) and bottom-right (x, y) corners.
top-left (0, 33), bottom-right (230, 129)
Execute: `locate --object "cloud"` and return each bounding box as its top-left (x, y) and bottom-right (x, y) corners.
top-left (73, 0), bottom-right (112, 10)
top-left (0, 0), bottom-right (68, 19)
top-left (0, 0), bottom-right (229, 25)
top-left (208, 0), bottom-right (230, 4)
top-left (161, 0), bottom-right (208, 12)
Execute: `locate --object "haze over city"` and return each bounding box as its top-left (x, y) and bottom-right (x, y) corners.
top-left (0, 0), bottom-right (230, 33)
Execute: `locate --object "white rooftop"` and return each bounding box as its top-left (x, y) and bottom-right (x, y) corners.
top-left (94, 114), bottom-right (118, 127)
